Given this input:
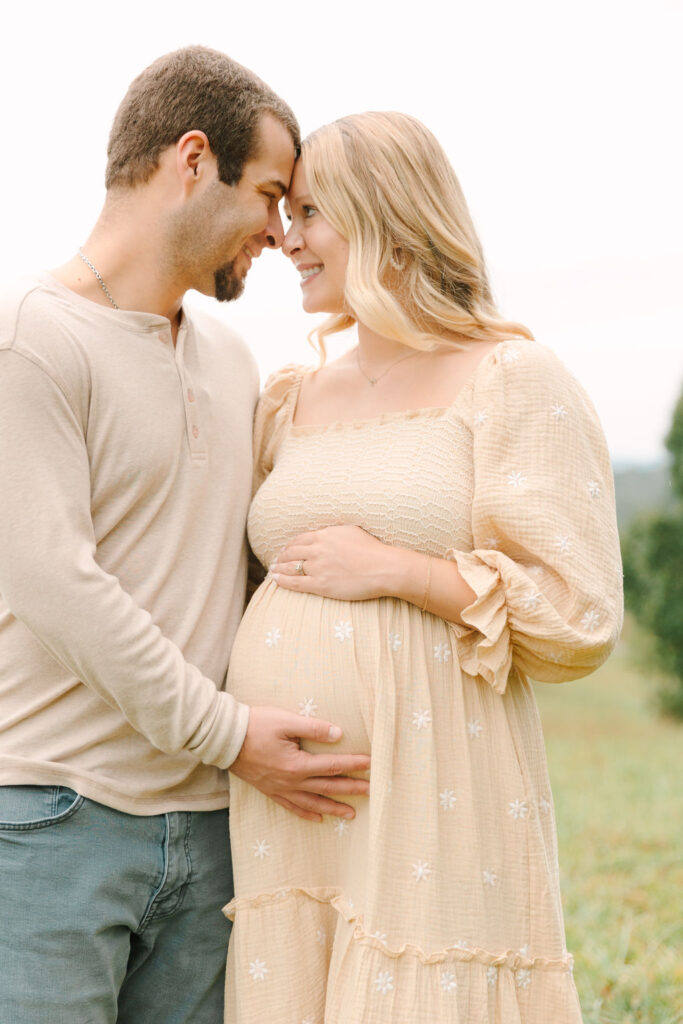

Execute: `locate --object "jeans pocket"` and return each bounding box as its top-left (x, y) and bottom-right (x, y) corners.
top-left (0, 785), bottom-right (84, 831)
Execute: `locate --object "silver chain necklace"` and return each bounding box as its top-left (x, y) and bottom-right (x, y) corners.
top-left (355, 346), bottom-right (422, 386)
top-left (77, 248), bottom-right (119, 310)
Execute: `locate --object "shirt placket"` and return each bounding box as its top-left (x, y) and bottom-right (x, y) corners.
top-left (167, 323), bottom-right (207, 463)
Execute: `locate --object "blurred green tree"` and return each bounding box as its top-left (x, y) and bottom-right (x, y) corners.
top-left (622, 384), bottom-right (683, 716)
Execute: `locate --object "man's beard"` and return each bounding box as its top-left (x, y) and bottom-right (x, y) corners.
top-left (214, 260), bottom-right (246, 302)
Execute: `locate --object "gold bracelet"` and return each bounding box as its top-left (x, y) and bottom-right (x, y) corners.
top-left (421, 555), bottom-right (432, 612)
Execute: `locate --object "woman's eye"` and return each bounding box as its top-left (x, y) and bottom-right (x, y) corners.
top-left (303, 205), bottom-right (317, 218)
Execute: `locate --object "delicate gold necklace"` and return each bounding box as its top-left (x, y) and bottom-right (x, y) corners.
top-left (355, 346), bottom-right (422, 386)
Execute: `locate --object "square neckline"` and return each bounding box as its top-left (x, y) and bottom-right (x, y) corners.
top-left (287, 341), bottom-right (511, 435)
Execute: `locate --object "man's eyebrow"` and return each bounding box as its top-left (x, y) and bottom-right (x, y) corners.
top-left (264, 179), bottom-right (287, 197)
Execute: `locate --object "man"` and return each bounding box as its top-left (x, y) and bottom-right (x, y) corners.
top-left (0, 46), bottom-right (369, 1024)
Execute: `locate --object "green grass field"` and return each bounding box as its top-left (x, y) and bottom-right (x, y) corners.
top-left (533, 622), bottom-right (683, 1023)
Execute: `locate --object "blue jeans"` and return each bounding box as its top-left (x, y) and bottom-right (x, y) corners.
top-left (0, 785), bottom-right (233, 1023)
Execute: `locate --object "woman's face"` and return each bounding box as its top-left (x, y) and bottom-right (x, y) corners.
top-left (283, 160), bottom-right (350, 314)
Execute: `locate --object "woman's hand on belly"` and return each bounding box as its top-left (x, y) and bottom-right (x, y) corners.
top-left (229, 705), bottom-right (371, 822)
top-left (271, 525), bottom-right (395, 601)
top-left (271, 524), bottom-right (475, 623)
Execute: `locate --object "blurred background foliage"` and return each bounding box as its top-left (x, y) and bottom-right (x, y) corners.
top-left (620, 384), bottom-right (683, 717)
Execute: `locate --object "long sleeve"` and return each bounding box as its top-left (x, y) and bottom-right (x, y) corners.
top-left (0, 349), bottom-right (248, 770)
top-left (447, 340), bottom-right (623, 693)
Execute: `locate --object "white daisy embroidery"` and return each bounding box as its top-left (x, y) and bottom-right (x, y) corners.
top-left (551, 403), bottom-right (568, 420)
top-left (508, 798), bottom-right (530, 820)
top-left (483, 536), bottom-right (500, 549)
top-left (516, 968), bottom-right (532, 989)
top-left (454, 938), bottom-right (469, 950)
top-left (527, 564), bottom-right (543, 578)
top-left (372, 930), bottom-right (388, 942)
top-left (388, 631), bottom-right (402, 652)
top-left (501, 348), bottom-right (521, 365)
top-left (587, 480), bottom-right (601, 498)
top-left (483, 869), bottom-right (499, 887)
top-left (315, 928), bottom-right (326, 947)
top-left (333, 819), bottom-right (349, 837)
top-left (487, 965), bottom-right (498, 986)
top-left (265, 628), bottom-right (281, 648)
top-left (539, 796), bottom-right (551, 815)
top-left (507, 470), bottom-right (527, 488)
top-left (412, 709), bottom-right (432, 730)
top-left (467, 719), bottom-right (483, 739)
top-left (302, 1017), bottom-right (315, 1024)
top-left (440, 971), bottom-right (457, 993)
top-left (412, 860), bottom-right (432, 882)
top-left (374, 971), bottom-right (394, 994)
top-left (387, 778), bottom-right (393, 794)
top-left (439, 789), bottom-right (457, 810)
top-left (298, 697), bottom-right (318, 717)
top-left (252, 839), bottom-right (271, 860)
top-left (519, 944), bottom-right (530, 957)
top-left (555, 535), bottom-right (571, 554)
top-left (522, 591), bottom-right (541, 611)
top-left (581, 609), bottom-right (601, 632)
top-left (248, 959), bottom-right (268, 981)
top-left (334, 620), bottom-right (353, 641)
top-left (473, 410), bottom-right (488, 427)
top-left (433, 642), bottom-right (451, 662)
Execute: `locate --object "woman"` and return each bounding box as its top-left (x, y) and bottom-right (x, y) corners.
top-left (223, 112), bottom-right (622, 1023)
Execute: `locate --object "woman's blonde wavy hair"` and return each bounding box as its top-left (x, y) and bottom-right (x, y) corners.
top-left (301, 111), bottom-right (532, 357)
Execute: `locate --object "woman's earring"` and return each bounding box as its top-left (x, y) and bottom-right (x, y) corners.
top-left (390, 250), bottom-right (404, 272)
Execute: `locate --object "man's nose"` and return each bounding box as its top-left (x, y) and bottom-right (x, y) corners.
top-left (264, 206), bottom-right (285, 249)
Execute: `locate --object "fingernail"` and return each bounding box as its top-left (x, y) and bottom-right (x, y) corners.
top-left (327, 725), bottom-right (342, 741)
top-left (343, 810), bottom-right (354, 819)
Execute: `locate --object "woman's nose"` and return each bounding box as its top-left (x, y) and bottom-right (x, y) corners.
top-left (282, 224), bottom-right (301, 258)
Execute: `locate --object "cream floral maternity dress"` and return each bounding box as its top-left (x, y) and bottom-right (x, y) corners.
top-left (223, 339), bottom-right (623, 1023)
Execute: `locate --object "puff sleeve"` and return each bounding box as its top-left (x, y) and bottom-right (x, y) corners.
top-left (447, 340), bottom-right (623, 693)
top-left (252, 364), bottom-right (305, 496)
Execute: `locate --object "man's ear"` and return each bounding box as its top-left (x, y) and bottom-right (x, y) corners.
top-left (175, 130), bottom-right (215, 194)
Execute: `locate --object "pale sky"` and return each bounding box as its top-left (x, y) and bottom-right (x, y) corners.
top-left (2, 0), bottom-right (681, 464)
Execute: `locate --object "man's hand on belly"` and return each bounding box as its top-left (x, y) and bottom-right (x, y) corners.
top-left (229, 706), bottom-right (371, 822)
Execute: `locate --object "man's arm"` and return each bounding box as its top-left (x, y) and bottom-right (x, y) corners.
top-left (0, 350), bottom-right (369, 814)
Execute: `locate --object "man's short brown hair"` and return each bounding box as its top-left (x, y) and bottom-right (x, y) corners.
top-left (105, 46), bottom-right (299, 190)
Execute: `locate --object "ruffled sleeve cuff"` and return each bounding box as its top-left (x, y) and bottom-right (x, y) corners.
top-left (446, 549), bottom-right (513, 694)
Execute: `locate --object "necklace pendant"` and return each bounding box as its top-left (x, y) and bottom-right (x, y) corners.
top-left (369, 377), bottom-right (378, 386)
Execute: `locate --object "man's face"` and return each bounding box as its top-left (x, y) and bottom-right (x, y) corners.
top-left (177, 114), bottom-right (296, 301)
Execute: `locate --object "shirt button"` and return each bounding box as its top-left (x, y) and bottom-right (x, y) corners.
top-left (192, 425), bottom-right (199, 439)
top-left (187, 388), bottom-right (195, 402)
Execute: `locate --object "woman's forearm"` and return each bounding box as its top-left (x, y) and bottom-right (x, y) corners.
top-left (376, 545), bottom-right (476, 626)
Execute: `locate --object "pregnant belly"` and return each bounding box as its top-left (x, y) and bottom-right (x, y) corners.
top-left (226, 578), bottom-right (380, 755)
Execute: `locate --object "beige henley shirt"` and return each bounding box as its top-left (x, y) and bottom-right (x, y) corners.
top-left (0, 273), bottom-right (257, 814)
